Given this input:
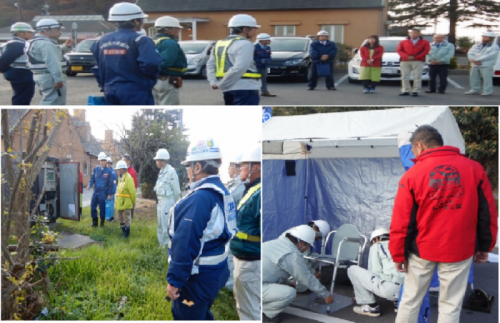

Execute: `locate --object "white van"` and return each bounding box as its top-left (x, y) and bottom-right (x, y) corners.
top-left (348, 36), bottom-right (430, 83)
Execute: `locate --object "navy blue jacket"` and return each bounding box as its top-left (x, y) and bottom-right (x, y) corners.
top-left (254, 43), bottom-right (271, 69)
top-left (310, 40), bottom-right (338, 63)
top-left (90, 28), bottom-right (161, 92)
top-left (88, 165), bottom-right (113, 196)
top-left (0, 38), bottom-right (33, 82)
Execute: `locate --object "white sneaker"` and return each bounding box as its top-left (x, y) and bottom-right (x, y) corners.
top-left (353, 304), bottom-right (381, 317)
top-left (481, 93), bottom-right (492, 96)
top-left (464, 90), bottom-right (480, 95)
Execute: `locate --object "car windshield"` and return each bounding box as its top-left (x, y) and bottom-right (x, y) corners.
top-left (180, 42), bottom-right (209, 54)
top-left (75, 39), bottom-right (96, 52)
top-left (361, 39), bottom-right (401, 52)
top-left (270, 39), bottom-right (308, 52)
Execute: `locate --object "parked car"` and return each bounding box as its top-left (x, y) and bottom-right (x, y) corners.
top-left (64, 38), bottom-right (97, 76)
top-left (493, 34), bottom-right (500, 82)
top-left (268, 36), bottom-right (311, 82)
top-left (348, 36), bottom-right (430, 83)
top-left (179, 40), bottom-right (215, 78)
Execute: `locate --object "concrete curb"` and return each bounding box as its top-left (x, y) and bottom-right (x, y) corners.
top-left (333, 68), bottom-right (470, 75)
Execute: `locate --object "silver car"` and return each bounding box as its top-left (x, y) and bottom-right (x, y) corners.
top-left (179, 40), bottom-right (216, 78)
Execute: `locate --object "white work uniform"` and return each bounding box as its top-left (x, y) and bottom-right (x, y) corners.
top-left (24, 34), bottom-right (70, 105)
top-left (154, 164), bottom-right (181, 247)
top-left (347, 240), bottom-right (405, 305)
top-left (206, 37), bottom-right (261, 92)
top-left (467, 41), bottom-right (500, 95)
top-left (279, 228), bottom-right (320, 293)
top-left (262, 235), bottom-right (330, 319)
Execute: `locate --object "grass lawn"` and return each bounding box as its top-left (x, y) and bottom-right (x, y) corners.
top-left (41, 206), bottom-right (238, 320)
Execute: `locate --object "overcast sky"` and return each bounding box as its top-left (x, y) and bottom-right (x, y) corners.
top-left (69, 106), bottom-right (262, 183)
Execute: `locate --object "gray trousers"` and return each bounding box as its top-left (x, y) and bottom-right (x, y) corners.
top-left (153, 77), bottom-right (180, 105)
top-left (400, 61), bottom-right (424, 93)
top-left (469, 67), bottom-right (494, 95)
top-left (262, 283), bottom-right (297, 318)
top-left (258, 67), bottom-right (270, 94)
top-left (34, 73), bottom-right (67, 105)
top-left (347, 265), bottom-right (401, 304)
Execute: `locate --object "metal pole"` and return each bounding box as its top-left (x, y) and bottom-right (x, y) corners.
top-left (303, 153), bottom-right (309, 223)
top-left (192, 20), bottom-right (197, 41)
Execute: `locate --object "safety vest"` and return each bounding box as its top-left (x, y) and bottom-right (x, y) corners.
top-left (154, 36), bottom-right (188, 73)
top-left (116, 173), bottom-right (131, 198)
top-left (235, 182), bottom-right (261, 242)
top-left (0, 38), bottom-right (28, 69)
top-left (168, 178), bottom-right (238, 275)
top-left (25, 36), bottom-right (67, 72)
top-left (214, 36), bottom-right (261, 79)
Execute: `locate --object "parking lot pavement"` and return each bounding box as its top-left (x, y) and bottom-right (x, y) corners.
top-left (1, 73), bottom-right (499, 106)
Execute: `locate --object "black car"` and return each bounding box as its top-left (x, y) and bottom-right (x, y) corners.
top-left (268, 36), bottom-right (311, 82)
top-left (64, 38), bottom-right (97, 76)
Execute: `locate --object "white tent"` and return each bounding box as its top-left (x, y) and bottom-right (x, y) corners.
top-left (261, 107), bottom-right (465, 248)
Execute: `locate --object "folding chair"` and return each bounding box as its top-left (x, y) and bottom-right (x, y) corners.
top-left (304, 224), bottom-right (367, 294)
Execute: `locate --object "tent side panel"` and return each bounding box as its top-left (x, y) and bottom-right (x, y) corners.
top-left (262, 159), bottom-right (307, 242)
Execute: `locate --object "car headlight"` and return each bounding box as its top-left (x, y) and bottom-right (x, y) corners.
top-left (353, 57), bottom-right (362, 66)
top-left (283, 59), bottom-right (303, 66)
top-left (64, 54), bottom-right (70, 61)
top-left (191, 57), bottom-right (203, 64)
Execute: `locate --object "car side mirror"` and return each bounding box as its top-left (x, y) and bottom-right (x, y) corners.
top-left (353, 48), bottom-right (359, 54)
top-left (207, 49), bottom-right (211, 55)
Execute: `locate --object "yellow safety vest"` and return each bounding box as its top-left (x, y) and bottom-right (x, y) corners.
top-left (235, 182), bottom-right (262, 242)
top-left (214, 36), bottom-right (261, 79)
top-left (116, 173), bottom-right (131, 198)
top-left (154, 36), bottom-right (188, 73)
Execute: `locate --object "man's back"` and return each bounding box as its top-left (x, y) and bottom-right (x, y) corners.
top-left (390, 146), bottom-right (497, 263)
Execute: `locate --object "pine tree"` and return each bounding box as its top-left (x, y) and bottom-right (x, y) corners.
top-left (388, 0), bottom-right (500, 44)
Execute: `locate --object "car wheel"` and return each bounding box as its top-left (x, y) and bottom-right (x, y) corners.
top-left (299, 66), bottom-right (310, 82)
top-left (348, 76), bottom-right (357, 83)
top-left (66, 70), bottom-right (77, 77)
top-left (199, 65), bottom-right (207, 79)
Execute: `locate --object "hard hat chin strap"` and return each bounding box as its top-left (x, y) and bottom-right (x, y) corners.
top-left (245, 162), bottom-right (261, 183)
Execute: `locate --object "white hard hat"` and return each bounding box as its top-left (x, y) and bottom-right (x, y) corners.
top-left (312, 220), bottom-right (330, 238)
top-left (36, 19), bottom-right (64, 30)
top-left (482, 31), bottom-right (496, 38)
top-left (317, 30), bottom-right (329, 36)
top-left (370, 228), bottom-right (390, 243)
top-left (182, 138), bottom-right (222, 165)
top-left (231, 153), bottom-right (243, 164)
top-left (108, 2), bottom-right (148, 22)
top-left (257, 33), bottom-right (271, 40)
top-left (98, 152), bottom-right (107, 161)
top-left (137, 29), bottom-right (147, 36)
top-left (155, 16), bottom-right (183, 29)
top-left (289, 225), bottom-right (316, 246)
top-left (240, 144), bottom-right (261, 163)
top-left (11, 22), bottom-right (35, 33)
top-left (154, 148), bottom-right (170, 161)
top-left (228, 14), bottom-right (260, 28)
top-left (116, 160), bottom-right (128, 170)
top-left (106, 157), bottom-right (112, 163)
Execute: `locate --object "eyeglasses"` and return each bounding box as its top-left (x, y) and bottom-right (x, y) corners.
top-left (184, 164), bottom-right (191, 169)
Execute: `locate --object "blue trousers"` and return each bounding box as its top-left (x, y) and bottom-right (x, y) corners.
top-left (10, 80), bottom-right (35, 105)
top-left (308, 61), bottom-right (334, 89)
top-left (104, 89), bottom-right (154, 105)
top-left (91, 192), bottom-right (107, 221)
top-left (223, 90), bottom-right (260, 105)
top-left (171, 266), bottom-right (229, 320)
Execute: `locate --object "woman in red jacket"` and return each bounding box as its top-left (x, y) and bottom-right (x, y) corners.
top-left (359, 35), bottom-right (384, 93)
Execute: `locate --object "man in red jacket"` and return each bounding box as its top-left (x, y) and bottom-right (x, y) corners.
top-left (123, 154), bottom-right (138, 218)
top-left (396, 29), bottom-right (430, 97)
top-left (390, 125), bottom-right (497, 323)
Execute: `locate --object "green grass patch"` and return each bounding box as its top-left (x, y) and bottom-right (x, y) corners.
top-left (41, 206), bottom-right (238, 320)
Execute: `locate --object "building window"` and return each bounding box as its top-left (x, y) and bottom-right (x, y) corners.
top-left (83, 162), bottom-right (88, 176)
top-left (274, 25), bottom-right (296, 36)
top-left (321, 25), bottom-right (344, 43)
top-left (148, 27), bottom-right (155, 37)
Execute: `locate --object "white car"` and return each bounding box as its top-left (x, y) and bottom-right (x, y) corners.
top-left (348, 36), bottom-right (430, 83)
top-left (493, 35), bottom-right (500, 81)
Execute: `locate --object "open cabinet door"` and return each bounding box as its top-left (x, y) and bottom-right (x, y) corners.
top-left (59, 162), bottom-right (80, 221)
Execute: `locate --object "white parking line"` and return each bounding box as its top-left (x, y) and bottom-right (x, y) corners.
top-left (284, 307), bottom-right (356, 323)
top-left (447, 77), bottom-right (465, 89)
top-left (335, 75), bottom-right (349, 87)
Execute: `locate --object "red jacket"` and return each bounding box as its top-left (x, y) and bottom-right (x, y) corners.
top-left (396, 37), bottom-right (430, 62)
top-left (128, 165), bottom-right (138, 188)
top-left (360, 46), bottom-right (384, 67)
top-left (390, 146), bottom-right (497, 263)
top-left (79, 171), bottom-right (83, 194)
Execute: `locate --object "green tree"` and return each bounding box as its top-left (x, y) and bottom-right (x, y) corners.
top-left (456, 36), bottom-right (474, 51)
top-left (388, 0), bottom-right (500, 45)
top-left (119, 109), bottom-right (189, 199)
